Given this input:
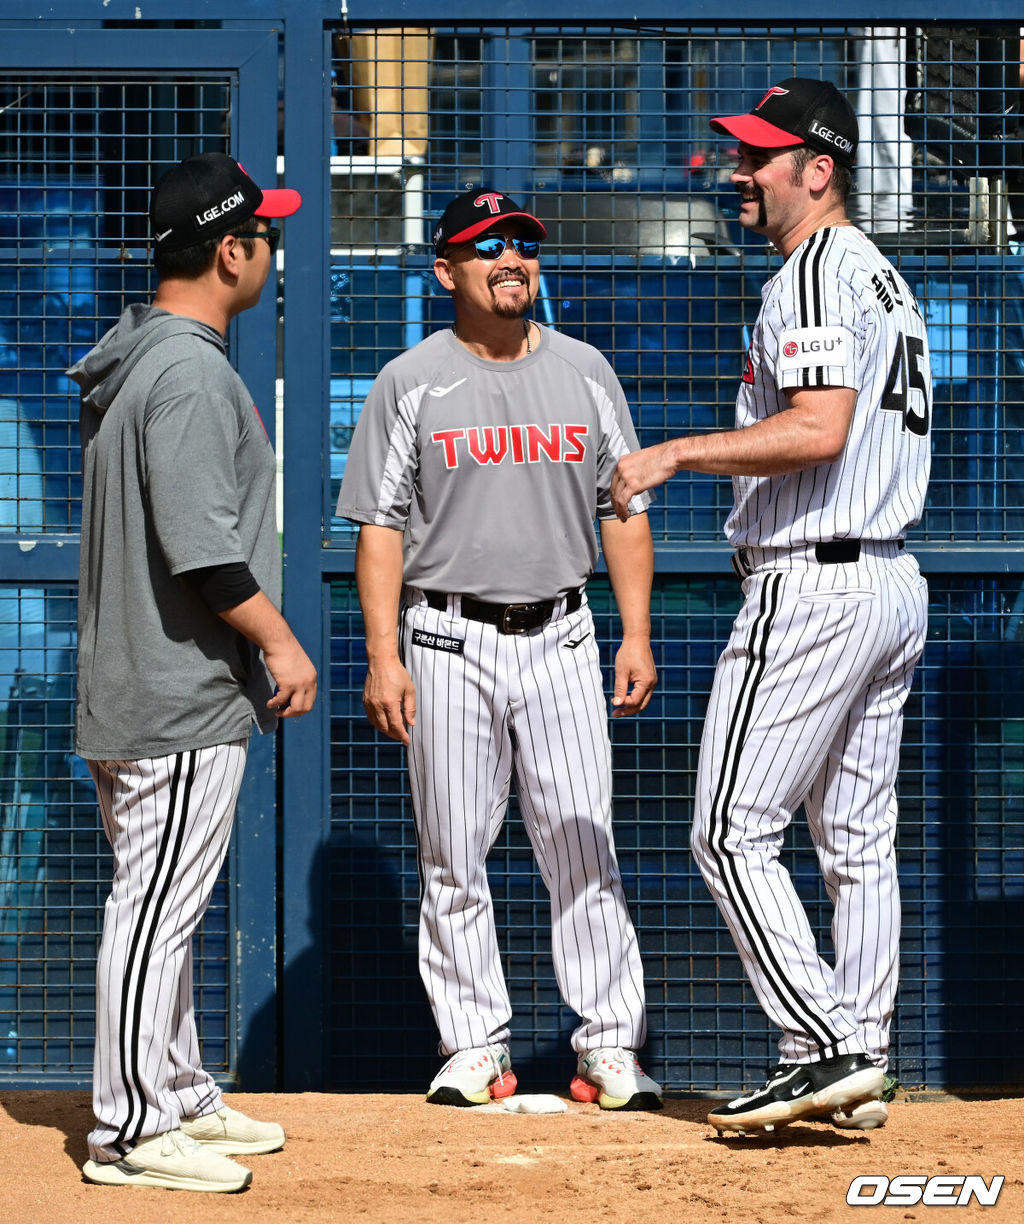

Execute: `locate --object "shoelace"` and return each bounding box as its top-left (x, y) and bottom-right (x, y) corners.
top-left (486, 1043), bottom-right (509, 1087)
top-left (446, 1044), bottom-right (508, 1082)
top-left (589, 1047), bottom-right (644, 1076)
top-left (160, 1129), bottom-right (203, 1157)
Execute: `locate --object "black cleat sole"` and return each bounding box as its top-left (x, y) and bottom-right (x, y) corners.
top-left (426, 1087), bottom-right (482, 1107)
top-left (604, 1092), bottom-right (664, 1112)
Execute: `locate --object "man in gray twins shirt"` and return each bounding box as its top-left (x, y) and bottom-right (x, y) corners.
top-left (338, 189), bottom-right (663, 1110)
top-left (69, 153), bottom-right (316, 1193)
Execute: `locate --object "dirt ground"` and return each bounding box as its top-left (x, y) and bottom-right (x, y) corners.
top-left (2, 1090), bottom-right (1021, 1224)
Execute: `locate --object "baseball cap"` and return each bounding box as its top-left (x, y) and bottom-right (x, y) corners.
top-left (433, 189), bottom-right (546, 254)
top-left (710, 78), bottom-right (858, 166)
top-left (150, 151), bottom-right (302, 252)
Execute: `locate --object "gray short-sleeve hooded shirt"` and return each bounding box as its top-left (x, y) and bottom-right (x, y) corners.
top-left (69, 303), bottom-right (281, 759)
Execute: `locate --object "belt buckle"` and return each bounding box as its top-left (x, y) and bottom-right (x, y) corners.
top-left (502, 603), bottom-right (532, 634)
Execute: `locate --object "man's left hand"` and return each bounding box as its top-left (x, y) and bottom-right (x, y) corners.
top-left (611, 637), bottom-right (657, 717)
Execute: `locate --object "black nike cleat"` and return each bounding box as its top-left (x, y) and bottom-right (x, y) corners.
top-left (708, 1053), bottom-right (885, 1135)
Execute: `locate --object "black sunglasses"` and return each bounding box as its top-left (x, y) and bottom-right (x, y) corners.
top-left (473, 233), bottom-right (540, 261)
top-left (235, 226), bottom-right (281, 255)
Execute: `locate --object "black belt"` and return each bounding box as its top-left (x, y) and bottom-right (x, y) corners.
top-left (424, 589), bottom-right (582, 634)
top-left (814, 540), bottom-right (904, 563)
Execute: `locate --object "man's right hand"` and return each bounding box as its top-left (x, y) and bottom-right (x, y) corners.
top-left (216, 588), bottom-right (318, 718)
top-left (264, 638), bottom-right (318, 717)
top-left (363, 656), bottom-right (417, 744)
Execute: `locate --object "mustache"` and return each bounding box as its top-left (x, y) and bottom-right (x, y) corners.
top-left (488, 269), bottom-right (528, 287)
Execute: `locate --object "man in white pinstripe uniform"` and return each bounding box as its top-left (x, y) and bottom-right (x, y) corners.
top-left (612, 80), bottom-right (931, 1134)
top-left (338, 189), bottom-right (663, 1111)
top-left (70, 154), bottom-right (317, 1191)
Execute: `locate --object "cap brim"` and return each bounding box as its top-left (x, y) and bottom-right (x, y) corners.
top-left (444, 211), bottom-right (547, 247)
top-left (254, 187), bottom-right (302, 219)
top-left (710, 114), bottom-right (804, 150)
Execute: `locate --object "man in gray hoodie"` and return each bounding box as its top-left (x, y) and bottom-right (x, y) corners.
top-left (68, 152), bottom-right (316, 1193)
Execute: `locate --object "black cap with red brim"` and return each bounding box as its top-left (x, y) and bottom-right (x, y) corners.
top-left (151, 151), bottom-right (302, 252)
top-left (710, 77), bottom-right (858, 166)
top-left (433, 188), bottom-right (546, 254)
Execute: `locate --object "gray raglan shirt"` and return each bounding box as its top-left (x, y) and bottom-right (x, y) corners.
top-left (337, 324), bottom-right (650, 603)
top-left (69, 303), bottom-right (281, 759)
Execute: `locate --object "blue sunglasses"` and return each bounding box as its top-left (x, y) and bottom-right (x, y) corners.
top-left (472, 233), bottom-right (541, 260)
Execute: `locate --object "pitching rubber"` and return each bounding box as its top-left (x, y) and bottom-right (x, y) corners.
top-left (503, 1094), bottom-right (569, 1114)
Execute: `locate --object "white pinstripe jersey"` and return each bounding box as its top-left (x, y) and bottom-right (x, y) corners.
top-left (727, 225), bottom-right (931, 548)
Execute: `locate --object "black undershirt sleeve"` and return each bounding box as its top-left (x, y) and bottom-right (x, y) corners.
top-left (180, 561), bottom-right (261, 614)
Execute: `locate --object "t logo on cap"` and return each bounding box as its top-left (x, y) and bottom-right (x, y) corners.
top-left (755, 86), bottom-right (790, 111)
top-left (710, 77), bottom-right (859, 167)
top-left (433, 187), bottom-right (547, 255)
top-left (474, 192), bottom-right (505, 215)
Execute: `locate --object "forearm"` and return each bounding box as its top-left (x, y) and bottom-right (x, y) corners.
top-left (600, 512), bottom-right (653, 639)
top-left (219, 588), bottom-right (317, 715)
top-left (355, 523), bottom-right (406, 660)
top-left (599, 512), bottom-right (657, 716)
top-left (663, 398), bottom-right (850, 477)
top-left (218, 588), bottom-right (299, 650)
top-left (611, 387), bottom-right (857, 521)
top-left (354, 523), bottom-right (416, 743)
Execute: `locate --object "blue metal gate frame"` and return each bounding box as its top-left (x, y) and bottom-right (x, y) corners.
top-left (0, 13), bottom-right (286, 1088)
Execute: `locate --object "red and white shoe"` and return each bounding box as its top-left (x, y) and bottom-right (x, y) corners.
top-left (426, 1043), bottom-right (517, 1107)
top-left (570, 1047), bottom-right (663, 1111)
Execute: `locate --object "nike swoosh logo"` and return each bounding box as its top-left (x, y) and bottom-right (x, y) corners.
top-left (729, 1069), bottom-right (801, 1108)
top-left (789, 1081), bottom-right (811, 1098)
top-left (429, 378), bottom-right (467, 398)
top-left (563, 634), bottom-right (592, 649)
top-left (155, 228), bottom-right (173, 243)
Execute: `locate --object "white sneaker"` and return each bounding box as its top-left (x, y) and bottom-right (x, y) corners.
top-left (180, 1104), bottom-right (285, 1154)
top-left (831, 1099), bottom-right (888, 1130)
top-left (570, 1047), bottom-right (663, 1111)
top-left (426, 1043), bottom-right (517, 1106)
top-left (82, 1128), bottom-right (252, 1192)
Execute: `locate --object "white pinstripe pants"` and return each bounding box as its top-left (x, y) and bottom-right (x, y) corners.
top-left (402, 593), bottom-right (648, 1056)
top-left (691, 552), bottom-right (928, 1068)
top-left (86, 740), bottom-right (248, 1162)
